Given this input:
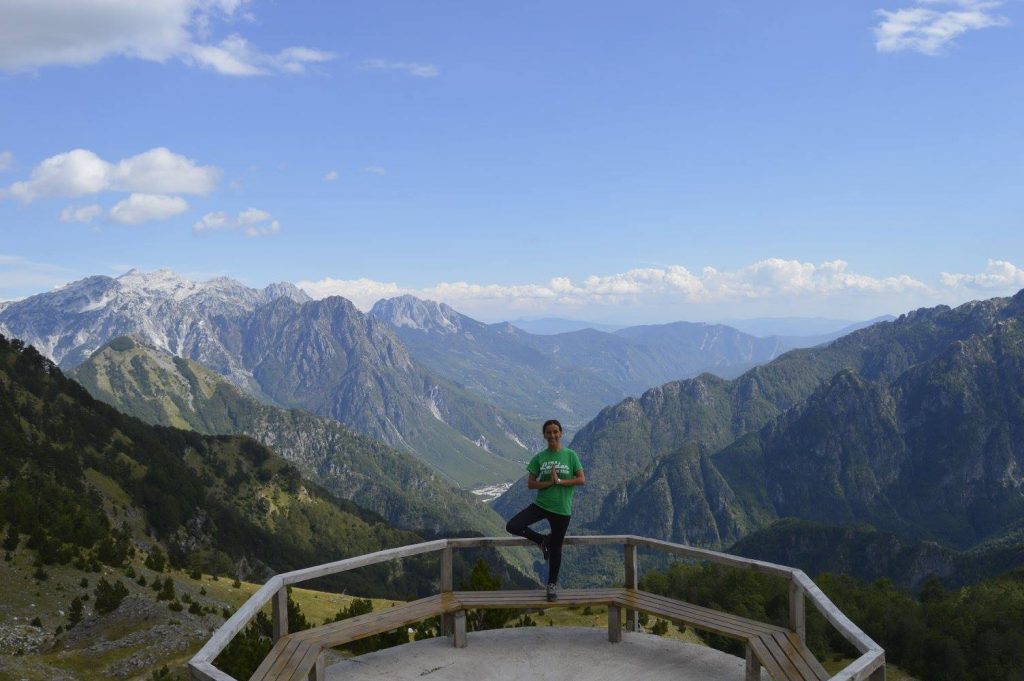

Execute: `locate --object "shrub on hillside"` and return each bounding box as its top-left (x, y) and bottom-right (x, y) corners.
top-left (94, 577), bottom-right (129, 614)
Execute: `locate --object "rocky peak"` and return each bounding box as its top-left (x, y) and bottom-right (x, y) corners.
top-left (370, 295), bottom-right (463, 335)
top-left (115, 268), bottom-right (207, 301)
top-left (263, 282), bottom-right (312, 304)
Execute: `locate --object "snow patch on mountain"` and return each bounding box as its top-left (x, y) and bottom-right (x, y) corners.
top-left (498, 417), bottom-right (529, 450)
top-left (79, 293), bottom-right (114, 312)
top-left (426, 385), bottom-right (447, 423)
top-left (0, 268), bottom-right (314, 369)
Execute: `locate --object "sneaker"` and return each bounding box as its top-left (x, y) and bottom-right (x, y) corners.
top-left (546, 583), bottom-right (558, 602)
top-left (541, 536), bottom-right (550, 562)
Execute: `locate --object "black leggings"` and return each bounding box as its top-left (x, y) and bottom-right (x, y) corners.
top-left (505, 504), bottom-right (571, 585)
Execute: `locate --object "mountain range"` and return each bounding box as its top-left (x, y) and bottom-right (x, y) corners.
top-left (0, 270), bottom-right (532, 488)
top-left (8, 267), bottom-right (1022, 587)
top-left (369, 294), bottom-right (837, 428)
top-left (497, 291), bottom-right (1024, 561)
top-left (1, 269), bottom-right (859, 487)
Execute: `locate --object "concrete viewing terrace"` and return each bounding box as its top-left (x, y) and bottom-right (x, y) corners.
top-left (187, 536), bottom-right (885, 681)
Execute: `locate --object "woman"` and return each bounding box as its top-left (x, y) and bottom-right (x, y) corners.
top-left (505, 419), bottom-right (585, 601)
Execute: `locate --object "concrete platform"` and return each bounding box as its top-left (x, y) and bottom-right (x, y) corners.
top-left (326, 627), bottom-right (768, 680)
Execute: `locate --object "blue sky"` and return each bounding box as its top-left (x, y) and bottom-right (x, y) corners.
top-left (1, 0), bottom-right (1022, 323)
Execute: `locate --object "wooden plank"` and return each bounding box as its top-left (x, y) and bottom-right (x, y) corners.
top-left (446, 535), bottom-right (636, 550)
top-left (280, 539), bottom-right (448, 586)
top-left (749, 635), bottom-right (790, 681)
top-left (622, 591), bottom-right (785, 638)
top-left (757, 633), bottom-right (805, 680)
top-left (272, 587), bottom-right (288, 642)
top-left (767, 632), bottom-right (818, 681)
top-left (192, 575), bottom-right (283, 664)
top-left (636, 610), bottom-right (764, 640)
top-left (294, 597), bottom-right (444, 647)
top-left (793, 571), bottom-right (877, 654)
top-left (247, 637), bottom-right (298, 681)
top-left (281, 642), bottom-right (321, 681)
top-left (188, 661), bottom-right (238, 681)
top-left (194, 540), bottom-right (445, 669)
top-left (441, 546), bottom-right (454, 637)
top-left (746, 645), bottom-right (762, 681)
top-left (453, 610), bottom-right (466, 648)
top-left (445, 533), bottom-right (800, 577)
top-left (441, 547), bottom-right (453, 591)
top-left (451, 588), bottom-right (622, 609)
top-left (440, 592), bottom-right (459, 611)
top-left (631, 589), bottom-right (786, 635)
top-left (828, 650), bottom-right (886, 681)
top-left (273, 642), bottom-right (318, 681)
top-left (249, 637), bottom-right (305, 681)
top-left (779, 632), bottom-right (829, 681)
top-left (624, 544), bottom-right (638, 632)
top-left (263, 640), bottom-right (314, 681)
top-left (789, 581), bottom-right (805, 643)
top-left (629, 536), bottom-right (796, 579)
top-left (308, 653), bottom-right (324, 681)
top-left (608, 604), bottom-right (622, 643)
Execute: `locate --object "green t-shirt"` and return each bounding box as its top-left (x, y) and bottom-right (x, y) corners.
top-left (527, 448), bottom-right (583, 516)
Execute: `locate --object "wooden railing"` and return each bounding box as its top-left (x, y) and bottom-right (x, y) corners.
top-left (187, 535), bottom-right (885, 681)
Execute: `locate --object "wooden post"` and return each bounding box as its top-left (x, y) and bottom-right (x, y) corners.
top-left (745, 644), bottom-right (761, 681)
top-left (272, 586), bottom-right (288, 642)
top-left (308, 652), bottom-right (324, 681)
top-left (441, 546), bottom-right (454, 637)
top-left (623, 542), bottom-right (638, 632)
top-left (607, 604), bottom-right (622, 643)
top-left (789, 579), bottom-right (806, 643)
top-left (453, 610), bottom-right (467, 648)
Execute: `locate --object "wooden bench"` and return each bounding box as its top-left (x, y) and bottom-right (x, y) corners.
top-left (249, 595), bottom-right (451, 681)
top-left (616, 590), bottom-right (828, 681)
top-left (247, 588), bottom-right (827, 681)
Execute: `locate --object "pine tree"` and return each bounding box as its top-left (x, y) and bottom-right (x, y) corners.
top-left (67, 597), bottom-right (83, 627)
top-left (94, 577), bottom-right (129, 614)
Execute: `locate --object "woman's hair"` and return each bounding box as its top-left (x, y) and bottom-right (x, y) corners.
top-left (542, 419), bottom-right (562, 434)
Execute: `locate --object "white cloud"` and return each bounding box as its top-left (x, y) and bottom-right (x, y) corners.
top-left (112, 147), bottom-right (220, 195)
top-left (193, 207), bottom-right (280, 237)
top-left (4, 149), bottom-right (112, 201)
top-left (361, 59), bottom-right (439, 78)
top-left (940, 259), bottom-right (1024, 289)
top-left (324, 170), bottom-right (339, 182)
top-left (297, 277), bottom-right (407, 309)
top-left (2, 147), bottom-right (219, 203)
top-left (0, 152), bottom-right (12, 171)
top-left (109, 193), bottom-right (189, 225)
top-left (189, 35), bottom-right (335, 76)
top-left (193, 211), bottom-right (230, 232)
top-left (297, 259), bottom-right (932, 313)
top-left (59, 203), bottom-right (103, 223)
top-left (875, 0), bottom-right (1010, 55)
top-left (0, 0), bottom-right (335, 76)
top-left (363, 165), bottom-right (386, 175)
